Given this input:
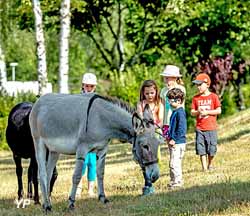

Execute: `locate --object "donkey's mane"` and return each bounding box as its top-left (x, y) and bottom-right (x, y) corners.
top-left (100, 95), bottom-right (136, 114)
top-left (86, 94), bottom-right (136, 132)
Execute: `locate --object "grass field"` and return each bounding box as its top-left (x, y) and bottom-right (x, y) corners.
top-left (0, 109), bottom-right (250, 216)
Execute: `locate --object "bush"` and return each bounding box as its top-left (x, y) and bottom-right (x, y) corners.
top-left (108, 64), bottom-right (163, 106)
top-left (0, 91), bottom-right (37, 150)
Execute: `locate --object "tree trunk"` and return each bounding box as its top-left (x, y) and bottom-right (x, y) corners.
top-left (0, 44), bottom-right (7, 89)
top-left (58, 0), bottom-right (70, 93)
top-left (32, 0), bottom-right (48, 96)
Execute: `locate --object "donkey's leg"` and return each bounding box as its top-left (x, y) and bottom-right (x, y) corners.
top-left (13, 154), bottom-right (23, 200)
top-left (96, 145), bottom-right (109, 204)
top-left (35, 138), bottom-right (51, 212)
top-left (27, 159), bottom-right (33, 199)
top-left (49, 167), bottom-right (58, 195)
top-left (68, 145), bottom-right (87, 210)
top-left (46, 149), bottom-right (58, 195)
top-left (30, 156), bottom-right (40, 204)
top-left (46, 152), bottom-right (59, 196)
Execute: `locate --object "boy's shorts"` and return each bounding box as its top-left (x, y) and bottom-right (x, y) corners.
top-left (195, 129), bottom-right (217, 156)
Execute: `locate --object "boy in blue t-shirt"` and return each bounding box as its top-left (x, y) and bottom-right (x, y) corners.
top-left (167, 88), bottom-right (187, 189)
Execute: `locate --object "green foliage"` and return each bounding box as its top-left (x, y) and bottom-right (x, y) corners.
top-left (108, 64), bottom-right (163, 106)
top-left (0, 91), bottom-right (37, 150)
top-left (162, 0), bottom-right (250, 68)
top-left (242, 83), bottom-right (250, 108)
top-left (4, 29), bottom-right (37, 81)
top-left (220, 88), bottom-right (238, 117)
top-left (1, 0), bottom-right (250, 134)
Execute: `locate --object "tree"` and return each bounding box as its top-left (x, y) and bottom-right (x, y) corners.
top-left (58, 0), bottom-right (71, 93)
top-left (70, 0), bottom-right (175, 71)
top-left (32, 0), bottom-right (48, 95)
top-left (195, 53), bottom-right (234, 99)
top-left (0, 44), bottom-right (7, 89)
top-left (71, 0), bottom-right (125, 71)
top-left (0, 0), bottom-right (9, 88)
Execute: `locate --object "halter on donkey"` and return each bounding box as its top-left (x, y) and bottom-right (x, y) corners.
top-left (29, 93), bottom-right (160, 212)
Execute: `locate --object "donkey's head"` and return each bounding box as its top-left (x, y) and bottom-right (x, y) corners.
top-left (131, 104), bottom-right (160, 183)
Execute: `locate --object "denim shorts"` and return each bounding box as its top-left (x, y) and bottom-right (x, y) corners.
top-left (195, 129), bottom-right (218, 156)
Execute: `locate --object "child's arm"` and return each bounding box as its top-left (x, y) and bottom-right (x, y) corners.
top-left (191, 109), bottom-right (199, 116)
top-left (158, 102), bottom-right (164, 127)
top-left (191, 97), bottom-right (199, 116)
top-left (199, 106), bottom-right (221, 116)
top-left (136, 102), bottom-right (143, 116)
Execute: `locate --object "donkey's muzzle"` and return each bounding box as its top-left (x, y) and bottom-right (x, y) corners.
top-left (151, 173), bottom-right (159, 183)
top-left (147, 163), bottom-right (160, 183)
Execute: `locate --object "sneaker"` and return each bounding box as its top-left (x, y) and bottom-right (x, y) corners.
top-left (76, 186), bottom-right (82, 198)
top-left (168, 182), bottom-right (183, 189)
top-left (208, 165), bottom-right (215, 171)
top-left (167, 181), bottom-right (175, 187)
top-left (142, 186), bottom-right (155, 196)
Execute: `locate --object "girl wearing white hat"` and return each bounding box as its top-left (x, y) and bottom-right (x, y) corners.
top-left (160, 65), bottom-right (186, 126)
top-left (81, 73), bottom-right (97, 94)
top-left (160, 65), bottom-right (186, 188)
top-left (77, 72), bottom-right (98, 197)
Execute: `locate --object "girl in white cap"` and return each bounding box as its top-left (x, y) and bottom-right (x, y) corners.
top-left (160, 65), bottom-right (186, 127)
top-left (81, 72), bottom-right (97, 93)
top-left (160, 66), bottom-right (186, 188)
top-left (76, 72), bottom-right (97, 197)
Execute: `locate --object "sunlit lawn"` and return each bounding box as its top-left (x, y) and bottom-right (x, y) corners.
top-left (0, 109), bottom-right (250, 216)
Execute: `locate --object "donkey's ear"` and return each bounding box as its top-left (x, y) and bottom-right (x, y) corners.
top-left (143, 104), bottom-right (153, 120)
top-left (132, 112), bottom-right (145, 134)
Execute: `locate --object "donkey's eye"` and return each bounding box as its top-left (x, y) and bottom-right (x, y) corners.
top-left (143, 145), bottom-right (149, 151)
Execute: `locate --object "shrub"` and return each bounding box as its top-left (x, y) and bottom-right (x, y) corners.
top-left (0, 91), bottom-right (37, 150)
top-left (108, 64), bottom-right (163, 106)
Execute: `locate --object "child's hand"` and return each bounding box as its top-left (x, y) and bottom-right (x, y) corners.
top-left (168, 139), bottom-right (175, 148)
top-left (199, 110), bottom-right (208, 117)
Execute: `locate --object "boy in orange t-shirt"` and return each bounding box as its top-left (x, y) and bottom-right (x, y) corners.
top-left (191, 73), bottom-right (221, 171)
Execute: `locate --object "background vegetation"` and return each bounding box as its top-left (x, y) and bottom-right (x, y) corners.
top-left (0, 1), bottom-right (250, 215)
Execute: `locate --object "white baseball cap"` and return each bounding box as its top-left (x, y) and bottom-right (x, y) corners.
top-left (82, 73), bottom-right (97, 85)
top-left (160, 65), bottom-right (182, 77)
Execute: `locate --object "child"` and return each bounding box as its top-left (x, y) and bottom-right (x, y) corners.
top-left (191, 73), bottom-right (221, 171)
top-left (76, 72), bottom-right (97, 197)
top-left (81, 72), bottom-right (97, 94)
top-left (137, 80), bottom-right (164, 195)
top-left (167, 88), bottom-right (187, 189)
top-left (160, 65), bottom-right (186, 126)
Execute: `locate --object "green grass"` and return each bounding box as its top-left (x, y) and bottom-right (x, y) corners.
top-left (0, 109), bottom-right (250, 215)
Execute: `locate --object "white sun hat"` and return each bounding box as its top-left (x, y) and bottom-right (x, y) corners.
top-left (160, 65), bottom-right (182, 77)
top-left (82, 73), bottom-right (97, 85)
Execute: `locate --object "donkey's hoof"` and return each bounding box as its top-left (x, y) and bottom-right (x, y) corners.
top-left (68, 203), bottom-right (75, 210)
top-left (34, 196), bottom-right (40, 205)
top-left (98, 195), bottom-right (109, 204)
top-left (34, 199), bottom-right (40, 205)
top-left (104, 198), bottom-right (110, 204)
top-left (68, 196), bottom-right (75, 210)
top-left (17, 196), bottom-right (23, 202)
top-left (42, 204), bottom-right (52, 213)
top-left (27, 193), bottom-right (33, 199)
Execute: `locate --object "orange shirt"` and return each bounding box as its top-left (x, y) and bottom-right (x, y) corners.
top-left (191, 93), bottom-right (221, 131)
